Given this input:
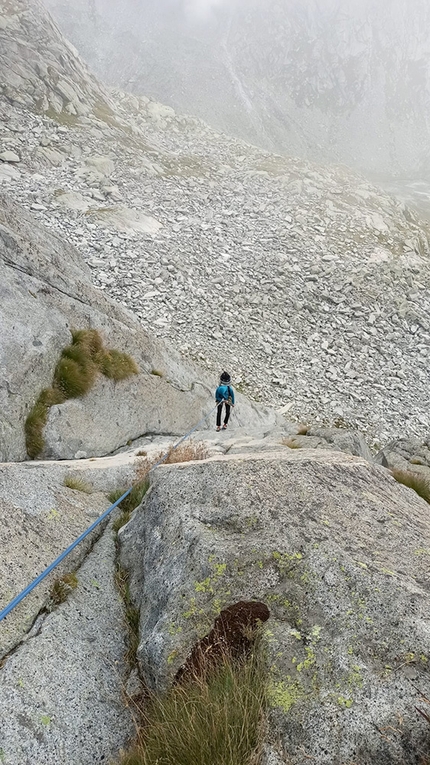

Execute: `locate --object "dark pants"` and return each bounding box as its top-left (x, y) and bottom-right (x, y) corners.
top-left (217, 402), bottom-right (231, 427)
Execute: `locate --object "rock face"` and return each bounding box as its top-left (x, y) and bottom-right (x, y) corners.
top-left (0, 0), bottom-right (110, 118)
top-left (44, 0), bottom-right (430, 176)
top-left (0, 522), bottom-right (134, 765)
top-left (0, 460), bottom-right (107, 657)
top-left (1, 195), bottom-right (279, 461)
top-left (120, 449), bottom-right (430, 764)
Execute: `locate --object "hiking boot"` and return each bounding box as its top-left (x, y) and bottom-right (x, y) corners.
top-left (222, 424), bottom-right (228, 430)
top-left (216, 426), bottom-right (221, 431)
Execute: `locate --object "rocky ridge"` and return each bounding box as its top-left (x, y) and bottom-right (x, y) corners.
top-left (2, 0), bottom-right (430, 448)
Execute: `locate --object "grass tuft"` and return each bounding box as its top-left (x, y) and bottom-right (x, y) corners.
top-left (296, 424), bottom-right (309, 436)
top-left (63, 475), bottom-right (93, 493)
top-left (282, 437), bottom-right (302, 449)
top-left (110, 479), bottom-right (150, 533)
top-left (25, 329), bottom-right (138, 458)
top-left (160, 442), bottom-right (209, 465)
top-left (150, 369), bottom-right (164, 377)
top-left (115, 563), bottom-right (141, 666)
top-left (118, 648), bottom-right (267, 765)
top-left (25, 387), bottom-right (65, 459)
top-left (54, 354), bottom-right (97, 398)
top-left (391, 469), bottom-right (430, 505)
top-left (48, 572), bottom-right (78, 610)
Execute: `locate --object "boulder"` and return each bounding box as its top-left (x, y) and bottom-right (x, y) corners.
top-left (0, 151), bottom-right (20, 163)
top-left (295, 427), bottom-right (373, 462)
top-left (375, 438), bottom-right (430, 477)
top-left (85, 155), bottom-right (115, 177)
top-left (120, 449), bottom-right (430, 764)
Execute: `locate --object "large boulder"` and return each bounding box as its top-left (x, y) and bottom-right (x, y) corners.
top-left (0, 195), bottom-right (282, 461)
top-left (120, 449), bottom-right (430, 765)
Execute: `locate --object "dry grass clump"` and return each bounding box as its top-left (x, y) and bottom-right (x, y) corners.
top-left (296, 424), bottom-right (309, 436)
top-left (160, 442), bottom-right (209, 465)
top-left (391, 468), bottom-right (430, 505)
top-left (282, 436), bottom-right (303, 449)
top-left (150, 369), bottom-right (164, 377)
top-left (118, 649), bottom-right (267, 765)
top-left (63, 474), bottom-right (93, 493)
top-left (47, 572), bottom-right (78, 610)
top-left (25, 329), bottom-right (138, 459)
top-left (109, 442), bottom-right (208, 533)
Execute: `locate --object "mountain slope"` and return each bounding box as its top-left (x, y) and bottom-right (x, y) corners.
top-left (42, 0), bottom-right (430, 176)
top-left (2, 0), bottom-right (430, 444)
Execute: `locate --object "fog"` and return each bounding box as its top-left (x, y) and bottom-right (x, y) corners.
top-left (44, 0), bottom-right (430, 179)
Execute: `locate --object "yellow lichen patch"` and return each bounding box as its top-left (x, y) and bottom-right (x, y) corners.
top-left (268, 678), bottom-right (305, 713)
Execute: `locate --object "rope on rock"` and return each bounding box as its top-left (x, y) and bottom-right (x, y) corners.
top-left (0, 401), bottom-right (220, 625)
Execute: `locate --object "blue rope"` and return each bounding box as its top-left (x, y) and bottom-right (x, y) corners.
top-left (0, 402), bottom-right (219, 625)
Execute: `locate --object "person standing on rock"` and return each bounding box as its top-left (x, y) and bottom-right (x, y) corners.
top-left (215, 371), bottom-right (235, 431)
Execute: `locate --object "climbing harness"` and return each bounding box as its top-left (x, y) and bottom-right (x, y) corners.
top-left (0, 401), bottom-right (219, 625)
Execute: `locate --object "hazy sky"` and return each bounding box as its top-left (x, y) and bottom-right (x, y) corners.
top-left (183, 0), bottom-right (229, 20)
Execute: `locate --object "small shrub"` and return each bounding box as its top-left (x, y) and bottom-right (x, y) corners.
top-left (391, 469), bottom-right (430, 505)
top-left (98, 349), bottom-right (138, 381)
top-left (47, 572), bottom-right (78, 610)
top-left (63, 475), bottom-right (92, 493)
top-left (118, 648), bottom-right (267, 765)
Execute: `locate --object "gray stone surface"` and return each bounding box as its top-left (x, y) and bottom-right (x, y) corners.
top-left (286, 426), bottom-right (374, 461)
top-left (0, 523), bottom-right (134, 765)
top-left (120, 449), bottom-right (430, 764)
top-left (375, 437), bottom-right (430, 479)
top-left (0, 461), bottom-right (108, 658)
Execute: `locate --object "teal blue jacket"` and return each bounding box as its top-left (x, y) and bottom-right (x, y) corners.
top-left (215, 384), bottom-right (235, 404)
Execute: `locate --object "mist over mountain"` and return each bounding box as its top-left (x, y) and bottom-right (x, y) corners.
top-left (42, 0), bottom-right (430, 177)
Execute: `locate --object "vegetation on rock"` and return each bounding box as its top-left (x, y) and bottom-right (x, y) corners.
top-left (47, 572), bottom-right (78, 610)
top-left (63, 474), bottom-right (93, 493)
top-left (118, 645), bottom-right (267, 765)
top-left (25, 329), bottom-right (138, 458)
top-left (391, 468), bottom-right (430, 504)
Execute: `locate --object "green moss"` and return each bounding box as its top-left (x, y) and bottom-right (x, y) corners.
top-left (25, 329), bottom-right (138, 458)
top-left (98, 349), bottom-right (138, 381)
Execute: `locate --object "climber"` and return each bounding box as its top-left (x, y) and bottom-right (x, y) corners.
top-left (215, 371), bottom-right (235, 431)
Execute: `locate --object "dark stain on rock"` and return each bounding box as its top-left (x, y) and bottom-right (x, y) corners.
top-left (175, 600), bottom-right (270, 684)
